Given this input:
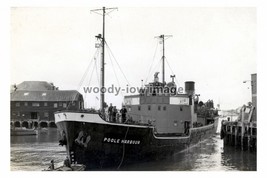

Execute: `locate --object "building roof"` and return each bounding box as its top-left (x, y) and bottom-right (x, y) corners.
top-left (11, 90), bottom-right (83, 102)
top-left (15, 81), bottom-right (55, 91)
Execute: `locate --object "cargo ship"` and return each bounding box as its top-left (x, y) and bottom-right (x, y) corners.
top-left (55, 7), bottom-right (219, 170)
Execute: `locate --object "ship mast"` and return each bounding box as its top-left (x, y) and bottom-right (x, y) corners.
top-left (91, 7), bottom-right (117, 112)
top-left (156, 34), bottom-right (172, 84)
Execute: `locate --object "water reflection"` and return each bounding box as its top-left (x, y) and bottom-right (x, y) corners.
top-left (120, 134), bottom-right (256, 171)
top-left (10, 127), bottom-right (256, 171)
top-left (222, 145), bottom-right (257, 171)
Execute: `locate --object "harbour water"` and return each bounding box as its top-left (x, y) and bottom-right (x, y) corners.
top-left (10, 118), bottom-right (256, 171)
top-left (10, 128), bottom-right (66, 171)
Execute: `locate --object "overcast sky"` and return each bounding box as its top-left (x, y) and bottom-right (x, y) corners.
top-left (10, 7), bottom-right (256, 110)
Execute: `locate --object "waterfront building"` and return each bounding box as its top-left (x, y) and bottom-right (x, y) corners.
top-left (10, 81), bottom-right (84, 128)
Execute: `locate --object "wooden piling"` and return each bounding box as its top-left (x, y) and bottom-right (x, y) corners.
top-left (241, 122), bottom-right (244, 150)
top-left (234, 126), bottom-right (238, 146)
top-left (221, 121), bottom-right (256, 152)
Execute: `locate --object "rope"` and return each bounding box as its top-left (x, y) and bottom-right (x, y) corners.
top-left (117, 126), bottom-right (129, 169)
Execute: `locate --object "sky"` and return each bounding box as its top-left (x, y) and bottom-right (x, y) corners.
top-left (10, 7), bottom-right (256, 110)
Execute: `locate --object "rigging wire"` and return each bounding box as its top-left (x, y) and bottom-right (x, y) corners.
top-left (66, 48), bottom-right (100, 109)
top-left (149, 57), bottom-right (162, 81)
top-left (78, 48), bottom-right (100, 89)
top-left (157, 58), bottom-right (163, 73)
top-left (106, 45), bottom-right (124, 97)
top-left (84, 49), bottom-right (101, 108)
top-left (94, 56), bottom-right (100, 87)
top-left (66, 49), bottom-right (99, 109)
top-left (105, 41), bottom-right (131, 86)
top-left (165, 57), bottom-right (180, 86)
top-left (84, 49), bottom-right (100, 101)
top-left (84, 62), bottom-right (96, 105)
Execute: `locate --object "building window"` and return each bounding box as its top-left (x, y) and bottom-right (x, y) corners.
top-left (54, 103), bottom-right (58, 108)
top-left (59, 102), bottom-right (62, 107)
top-left (24, 102), bottom-right (28, 106)
top-left (63, 103), bottom-right (67, 108)
top-left (44, 112), bottom-right (49, 117)
top-left (42, 93), bottom-right (47, 96)
top-left (138, 105), bottom-right (141, 111)
top-left (180, 106), bottom-right (183, 111)
top-left (128, 106), bottom-right (131, 111)
top-left (158, 105), bottom-right (161, 111)
top-left (44, 102), bottom-right (48, 106)
top-left (15, 102), bottom-right (20, 107)
top-left (32, 103), bottom-right (40, 107)
top-left (72, 102), bottom-right (76, 106)
top-left (148, 105), bottom-right (151, 111)
top-left (163, 106), bottom-right (166, 111)
top-left (17, 112), bottom-right (20, 116)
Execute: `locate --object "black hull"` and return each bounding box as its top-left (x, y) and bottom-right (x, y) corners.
top-left (56, 117), bottom-right (218, 170)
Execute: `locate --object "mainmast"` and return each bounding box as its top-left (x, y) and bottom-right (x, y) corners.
top-left (156, 34), bottom-right (172, 84)
top-left (91, 7), bottom-right (117, 112)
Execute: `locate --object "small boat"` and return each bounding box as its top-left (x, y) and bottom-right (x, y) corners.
top-left (43, 164), bottom-right (86, 171)
top-left (11, 127), bottom-right (37, 136)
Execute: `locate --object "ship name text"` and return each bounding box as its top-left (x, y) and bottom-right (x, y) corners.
top-left (103, 137), bottom-right (140, 145)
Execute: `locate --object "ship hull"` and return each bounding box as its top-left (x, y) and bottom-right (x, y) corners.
top-left (55, 111), bottom-right (218, 170)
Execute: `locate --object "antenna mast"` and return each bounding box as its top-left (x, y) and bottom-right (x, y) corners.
top-left (155, 34), bottom-right (172, 84)
top-left (91, 7), bottom-right (118, 112)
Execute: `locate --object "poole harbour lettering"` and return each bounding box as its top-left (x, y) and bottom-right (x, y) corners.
top-left (103, 137), bottom-right (140, 145)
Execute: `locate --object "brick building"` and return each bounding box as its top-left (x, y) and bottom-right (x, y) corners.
top-left (10, 81), bottom-right (84, 128)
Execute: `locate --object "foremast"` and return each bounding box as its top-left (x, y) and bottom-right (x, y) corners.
top-left (91, 7), bottom-right (117, 112)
